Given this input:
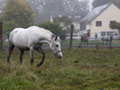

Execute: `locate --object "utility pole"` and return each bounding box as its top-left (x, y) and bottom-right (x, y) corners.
top-left (69, 24), bottom-right (74, 48)
top-left (0, 22), bottom-right (2, 50)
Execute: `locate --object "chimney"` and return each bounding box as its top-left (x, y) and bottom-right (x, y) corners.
top-left (50, 14), bottom-right (53, 23)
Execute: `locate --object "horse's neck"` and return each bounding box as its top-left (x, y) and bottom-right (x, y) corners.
top-left (40, 34), bottom-right (54, 49)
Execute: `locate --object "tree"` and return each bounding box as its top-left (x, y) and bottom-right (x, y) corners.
top-left (38, 22), bottom-right (66, 40)
top-left (1, 0), bottom-right (34, 35)
top-left (92, 0), bottom-right (120, 8)
top-left (110, 21), bottom-right (120, 31)
top-left (54, 16), bottom-right (72, 29)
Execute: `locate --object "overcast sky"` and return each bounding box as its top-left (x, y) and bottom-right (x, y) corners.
top-left (87, 0), bottom-right (94, 10)
top-left (79, 0), bottom-right (94, 10)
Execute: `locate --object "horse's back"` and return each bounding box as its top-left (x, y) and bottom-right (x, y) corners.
top-left (9, 26), bottom-right (53, 48)
top-left (26, 26), bottom-right (53, 41)
top-left (27, 26), bottom-right (52, 35)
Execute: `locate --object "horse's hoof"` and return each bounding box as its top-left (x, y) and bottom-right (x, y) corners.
top-left (37, 63), bottom-right (43, 67)
top-left (20, 62), bottom-right (23, 65)
top-left (37, 64), bottom-right (41, 67)
top-left (30, 60), bottom-right (34, 65)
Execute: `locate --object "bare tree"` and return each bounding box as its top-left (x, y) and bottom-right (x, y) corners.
top-left (25, 0), bottom-right (89, 23)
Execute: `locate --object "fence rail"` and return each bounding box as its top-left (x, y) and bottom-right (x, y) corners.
top-left (2, 36), bottom-right (120, 50)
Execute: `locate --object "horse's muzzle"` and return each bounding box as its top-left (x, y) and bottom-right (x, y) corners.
top-left (57, 55), bottom-right (62, 59)
top-left (55, 51), bottom-right (63, 59)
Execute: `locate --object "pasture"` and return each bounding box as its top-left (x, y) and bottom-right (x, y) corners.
top-left (0, 48), bottom-right (120, 90)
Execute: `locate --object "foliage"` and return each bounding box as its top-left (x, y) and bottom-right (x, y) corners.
top-left (92, 0), bottom-right (120, 8)
top-left (38, 22), bottom-right (66, 40)
top-left (110, 21), bottom-right (120, 32)
top-left (0, 48), bottom-right (120, 90)
top-left (54, 16), bottom-right (72, 28)
top-left (1, 0), bottom-right (35, 35)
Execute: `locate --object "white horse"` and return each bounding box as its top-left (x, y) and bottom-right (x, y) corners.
top-left (7, 26), bottom-right (63, 67)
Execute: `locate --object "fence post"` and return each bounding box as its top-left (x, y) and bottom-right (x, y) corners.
top-left (69, 24), bottom-right (74, 48)
top-left (0, 22), bottom-right (3, 50)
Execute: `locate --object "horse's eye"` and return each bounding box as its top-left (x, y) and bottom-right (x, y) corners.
top-left (56, 45), bottom-right (59, 47)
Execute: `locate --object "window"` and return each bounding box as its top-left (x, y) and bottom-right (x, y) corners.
top-left (101, 32), bottom-right (113, 37)
top-left (101, 32), bottom-right (106, 36)
top-left (96, 21), bottom-right (102, 27)
top-left (73, 35), bottom-right (78, 37)
top-left (107, 32), bottom-right (113, 36)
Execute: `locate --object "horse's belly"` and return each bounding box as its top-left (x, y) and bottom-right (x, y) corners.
top-left (13, 40), bottom-right (28, 48)
top-left (13, 34), bottom-right (29, 48)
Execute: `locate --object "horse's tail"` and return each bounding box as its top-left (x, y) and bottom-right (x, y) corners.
top-left (9, 32), bottom-right (13, 44)
top-left (9, 29), bottom-right (18, 44)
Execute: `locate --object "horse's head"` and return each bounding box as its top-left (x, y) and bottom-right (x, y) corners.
top-left (50, 36), bottom-right (63, 59)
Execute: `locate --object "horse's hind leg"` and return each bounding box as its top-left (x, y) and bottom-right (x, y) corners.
top-left (7, 44), bottom-right (14, 64)
top-left (19, 49), bottom-right (24, 65)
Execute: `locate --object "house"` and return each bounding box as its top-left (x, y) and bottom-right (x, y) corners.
top-left (65, 30), bottom-right (81, 40)
top-left (80, 3), bottom-right (120, 40)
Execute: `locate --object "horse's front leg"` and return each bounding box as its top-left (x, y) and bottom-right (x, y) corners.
top-left (30, 47), bottom-right (34, 65)
top-left (37, 48), bottom-right (46, 67)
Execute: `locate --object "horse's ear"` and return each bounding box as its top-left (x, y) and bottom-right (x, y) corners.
top-left (55, 36), bottom-right (58, 41)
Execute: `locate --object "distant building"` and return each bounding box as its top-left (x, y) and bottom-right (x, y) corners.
top-left (80, 3), bottom-right (120, 40)
top-left (65, 30), bottom-right (81, 40)
top-left (65, 22), bottom-right (81, 40)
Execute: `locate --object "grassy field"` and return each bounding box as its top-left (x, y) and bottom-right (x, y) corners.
top-left (0, 48), bottom-right (120, 90)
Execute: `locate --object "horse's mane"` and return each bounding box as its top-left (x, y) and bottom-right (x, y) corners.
top-left (28, 26), bottom-right (53, 35)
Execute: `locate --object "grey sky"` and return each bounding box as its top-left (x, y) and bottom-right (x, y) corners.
top-left (79, 0), bottom-right (94, 10)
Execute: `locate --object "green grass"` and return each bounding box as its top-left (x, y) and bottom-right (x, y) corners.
top-left (0, 48), bottom-right (120, 90)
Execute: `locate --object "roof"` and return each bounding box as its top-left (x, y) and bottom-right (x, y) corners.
top-left (81, 3), bottom-right (112, 24)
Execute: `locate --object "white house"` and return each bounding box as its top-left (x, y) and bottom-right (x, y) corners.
top-left (80, 3), bottom-right (120, 40)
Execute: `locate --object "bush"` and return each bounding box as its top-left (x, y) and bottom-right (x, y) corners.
top-left (38, 22), bottom-right (66, 40)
